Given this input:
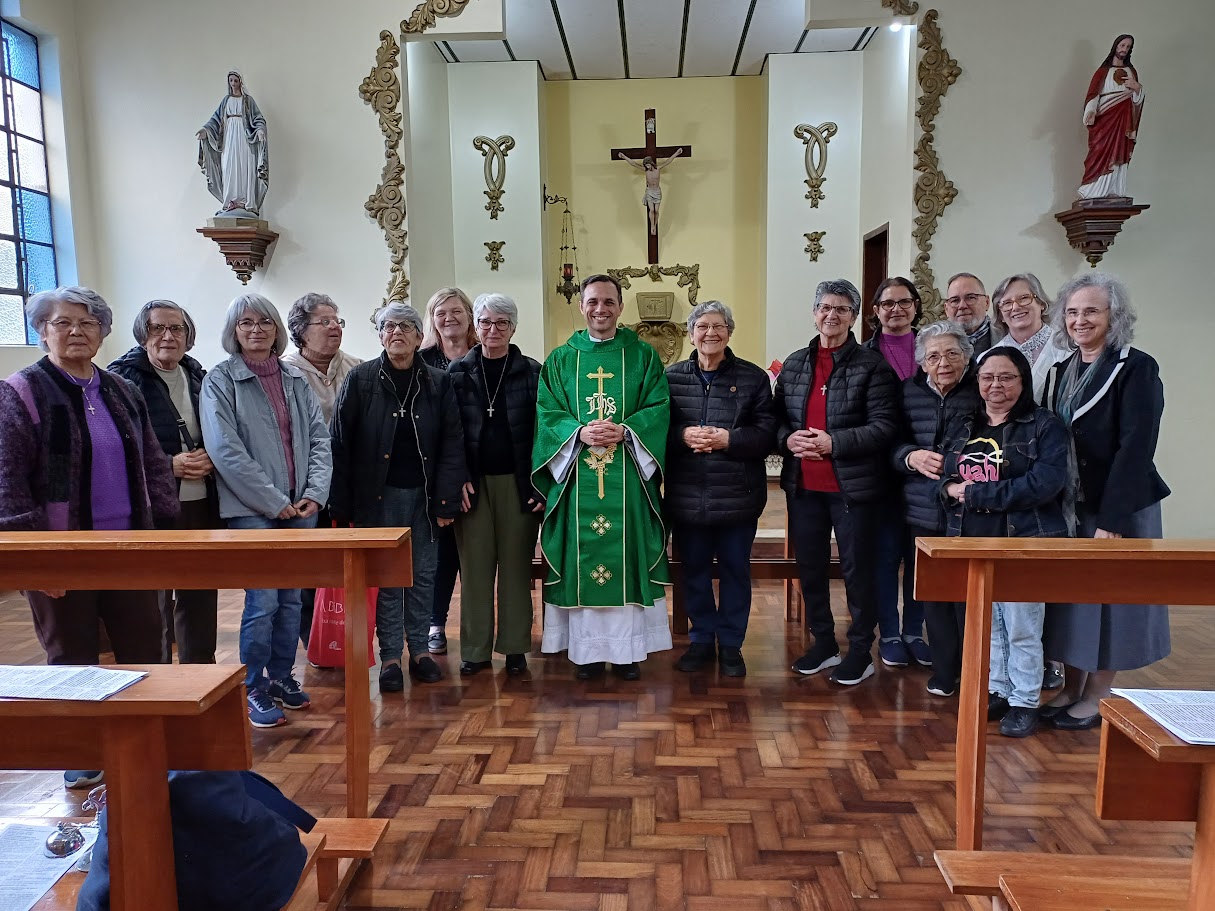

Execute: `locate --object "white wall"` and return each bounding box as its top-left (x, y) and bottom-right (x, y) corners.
top-left (925, 0), bottom-right (1212, 535)
top-left (65, 0), bottom-right (404, 368)
top-left (859, 24), bottom-right (915, 278)
top-left (764, 52), bottom-right (862, 364)
top-left (446, 62), bottom-right (545, 359)
top-left (403, 41), bottom-right (456, 307)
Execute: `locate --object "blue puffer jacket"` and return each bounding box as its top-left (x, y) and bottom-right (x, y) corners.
top-left (938, 405), bottom-right (1071, 538)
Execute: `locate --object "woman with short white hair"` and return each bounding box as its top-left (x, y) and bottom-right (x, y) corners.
top-left (447, 293), bottom-right (543, 676)
top-left (329, 302), bottom-right (465, 690)
top-left (200, 293), bottom-right (331, 729)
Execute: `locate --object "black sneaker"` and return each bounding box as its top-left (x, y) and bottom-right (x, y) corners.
top-left (378, 662), bottom-right (405, 692)
top-left (459, 660), bottom-right (492, 676)
top-left (409, 656), bottom-right (443, 684)
top-left (830, 651), bottom-right (875, 686)
top-left (987, 692), bottom-right (1010, 721)
top-left (612, 662), bottom-right (641, 680)
top-left (999, 706), bottom-right (1039, 738)
top-left (792, 640), bottom-right (842, 676)
top-left (926, 675), bottom-right (956, 697)
top-left (505, 654), bottom-right (528, 676)
top-left (675, 642), bottom-right (716, 672)
top-left (718, 647), bottom-right (746, 678)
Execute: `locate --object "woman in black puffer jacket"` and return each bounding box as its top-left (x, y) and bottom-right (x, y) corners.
top-left (665, 301), bottom-right (776, 678)
top-left (891, 320), bottom-right (979, 697)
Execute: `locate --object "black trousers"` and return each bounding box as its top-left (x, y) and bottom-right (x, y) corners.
top-left (27, 588), bottom-right (162, 665)
top-left (914, 523), bottom-right (965, 681)
top-left (787, 489), bottom-right (879, 655)
top-left (430, 524), bottom-right (461, 628)
top-left (160, 498), bottom-right (220, 663)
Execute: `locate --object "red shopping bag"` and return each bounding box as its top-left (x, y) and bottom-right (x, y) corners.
top-left (306, 587), bottom-right (378, 669)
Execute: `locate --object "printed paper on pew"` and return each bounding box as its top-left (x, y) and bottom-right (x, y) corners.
top-left (1112, 688), bottom-right (1215, 745)
top-left (0, 821), bottom-right (98, 911)
top-left (0, 665), bottom-right (147, 701)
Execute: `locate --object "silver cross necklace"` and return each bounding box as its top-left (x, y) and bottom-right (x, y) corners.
top-left (482, 351), bottom-right (508, 418)
top-left (66, 368), bottom-right (99, 415)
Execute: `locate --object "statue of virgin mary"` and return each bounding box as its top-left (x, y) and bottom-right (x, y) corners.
top-left (196, 70), bottom-right (269, 217)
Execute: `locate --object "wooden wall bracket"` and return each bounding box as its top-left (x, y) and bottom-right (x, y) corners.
top-left (1054, 199), bottom-right (1149, 267)
top-left (197, 218), bottom-right (279, 284)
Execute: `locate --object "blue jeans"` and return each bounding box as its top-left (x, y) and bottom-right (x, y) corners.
top-left (227, 513), bottom-right (318, 690)
top-left (673, 520), bottom-right (759, 649)
top-left (874, 506), bottom-right (924, 640)
top-left (375, 486), bottom-right (439, 662)
top-left (990, 600), bottom-right (1045, 708)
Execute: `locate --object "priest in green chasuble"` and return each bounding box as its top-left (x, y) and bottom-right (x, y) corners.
top-left (533, 274), bottom-right (672, 680)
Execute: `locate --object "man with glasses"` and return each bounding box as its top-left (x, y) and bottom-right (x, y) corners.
top-left (533, 274), bottom-right (672, 681)
top-left (776, 279), bottom-right (899, 685)
top-left (943, 272), bottom-right (994, 357)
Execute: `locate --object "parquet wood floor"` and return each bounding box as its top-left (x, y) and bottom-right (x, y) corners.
top-left (0, 580), bottom-right (1205, 909)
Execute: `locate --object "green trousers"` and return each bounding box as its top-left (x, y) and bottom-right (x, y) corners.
top-left (454, 473), bottom-right (540, 661)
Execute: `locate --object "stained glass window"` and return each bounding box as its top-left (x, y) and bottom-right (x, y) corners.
top-left (0, 20), bottom-right (55, 345)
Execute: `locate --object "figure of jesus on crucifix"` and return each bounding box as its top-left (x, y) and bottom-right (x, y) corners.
top-left (617, 148), bottom-right (683, 237)
top-left (611, 108), bottom-right (693, 264)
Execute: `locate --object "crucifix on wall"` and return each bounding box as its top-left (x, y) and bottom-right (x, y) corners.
top-left (611, 108), bottom-right (692, 264)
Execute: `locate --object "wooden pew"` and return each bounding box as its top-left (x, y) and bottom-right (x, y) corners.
top-left (934, 850), bottom-right (1190, 910)
top-left (913, 537), bottom-right (1215, 853)
top-left (997, 872), bottom-right (1188, 910)
top-left (0, 529), bottom-right (412, 820)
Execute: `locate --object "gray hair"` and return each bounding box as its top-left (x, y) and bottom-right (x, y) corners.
top-left (686, 300), bottom-right (735, 336)
top-left (287, 292), bottom-right (339, 348)
top-left (991, 273), bottom-right (1051, 339)
top-left (374, 301), bottom-right (423, 336)
top-left (1050, 271), bottom-right (1137, 351)
top-left (219, 293), bottom-right (288, 356)
top-left (472, 292), bottom-right (518, 328)
top-left (813, 279), bottom-right (861, 313)
top-left (914, 320), bottom-right (974, 365)
top-left (26, 286), bottom-right (114, 353)
top-left (132, 300), bottom-right (197, 351)
top-left (946, 271), bottom-right (986, 294)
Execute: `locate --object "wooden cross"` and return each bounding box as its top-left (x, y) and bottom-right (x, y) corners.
top-left (611, 108), bottom-right (693, 264)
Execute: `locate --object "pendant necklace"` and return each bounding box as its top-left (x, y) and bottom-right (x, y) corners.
top-left (66, 368), bottom-right (99, 415)
top-left (482, 351), bottom-right (508, 418)
top-left (387, 364), bottom-right (417, 420)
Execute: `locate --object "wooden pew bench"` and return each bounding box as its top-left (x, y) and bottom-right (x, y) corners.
top-left (997, 872), bottom-right (1188, 911)
top-left (935, 850), bottom-right (1190, 910)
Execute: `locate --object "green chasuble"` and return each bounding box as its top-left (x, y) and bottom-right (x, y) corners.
top-left (532, 327), bottom-right (670, 609)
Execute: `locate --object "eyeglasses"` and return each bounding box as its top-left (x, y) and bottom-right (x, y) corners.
top-left (48, 318), bottom-right (102, 333)
top-left (815, 304), bottom-right (854, 317)
top-left (978, 373), bottom-right (1020, 386)
top-left (943, 292), bottom-right (987, 308)
top-left (693, 322), bottom-right (730, 334)
top-left (236, 318), bottom-right (276, 332)
top-left (308, 317), bottom-right (345, 329)
top-left (380, 320), bottom-right (417, 336)
top-left (1064, 307), bottom-right (1109, 320)
top-left (998, 294), bottom-right (1037, 311)
top-left (878, 298), bottom-right (916, 311)
top-left (925, 350), bottom-right (964, 366)
top-left (476, 318), bottom-right (512, 331)
top-left (148, 323), bottom-right (187, 337)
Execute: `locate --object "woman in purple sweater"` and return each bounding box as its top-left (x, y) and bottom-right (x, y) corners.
top-left (0, 286), bottom-right (179, 789)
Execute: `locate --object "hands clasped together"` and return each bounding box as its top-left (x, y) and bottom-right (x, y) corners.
top-left (681, 425), bottom-right (729, 454)
top-left (785, 427), bottom-right (833, 461)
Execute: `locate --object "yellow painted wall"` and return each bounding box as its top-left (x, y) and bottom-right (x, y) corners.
top-left (542, 77), bottom-right (765, 365)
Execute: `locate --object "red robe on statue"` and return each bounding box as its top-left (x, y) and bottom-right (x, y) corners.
top-left (1081, 65), bottom-right (1143, 188)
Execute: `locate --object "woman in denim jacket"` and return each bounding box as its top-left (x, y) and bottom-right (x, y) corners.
top-left (938, 347), bottom-right (1070, 738)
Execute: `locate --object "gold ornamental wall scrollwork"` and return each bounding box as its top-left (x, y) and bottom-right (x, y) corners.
top-left (803, 232), bottom-right (826, 263)
top-left (911, 9), bottom-right (960, 321)
top-left (793, 122), bottom-right (838, 208)
top-left (881, 0), bottom-right (921, 16)
top-left (484, 240), bottom-right (505, 271)
top-left (359, 30), bottom-right (409, 303)
top-left (402, 0), bottom-right (473, 34)
top-left (607, 263), bottom-right (700, 307)
top-left (473, 135), bottom-right (516, 220)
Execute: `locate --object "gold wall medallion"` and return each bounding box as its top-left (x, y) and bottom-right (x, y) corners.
top-left (359, 31), bottom-right (408, 304)
top-left (912, 10), bottom-right (961, 321)
top-left (803, 231), bottom-right (826, 262)
top-left (484, 240), bottom-right (505, 271)
top-left (473, 135), bottom-right (516, 220)
top-left (793, 122), bottom-right (839, 208)
top-left (401, 0), bottom-right (473, 34)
